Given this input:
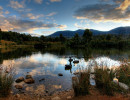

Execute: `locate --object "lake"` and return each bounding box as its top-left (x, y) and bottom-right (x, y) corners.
top-left (0, 47), bottom-right (130, 95)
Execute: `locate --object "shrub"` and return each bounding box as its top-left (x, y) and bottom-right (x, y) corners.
top-left (94, 66), bottom-right (129, 96)
top-left (72, 69), bottom-right (90, 96)
top-left (94, 67), bottom-right (116, 96)
top-left (116, 63), bottom-right (130, 87)
top-left (0, 65), bottom-right (14, 97)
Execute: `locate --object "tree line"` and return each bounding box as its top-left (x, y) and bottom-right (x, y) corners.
top-left (0, 28), bottom-right (130, 48)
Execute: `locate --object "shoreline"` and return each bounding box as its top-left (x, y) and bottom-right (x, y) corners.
top-left (0, 87), bottom-right (129, 100)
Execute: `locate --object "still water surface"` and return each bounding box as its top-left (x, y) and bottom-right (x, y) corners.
top-left (0, 47), bottom-right (130, 94)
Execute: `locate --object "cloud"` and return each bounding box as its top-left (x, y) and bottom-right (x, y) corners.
top-left (57, 25), bottom-right (67, 30)
top-left (0, 7), bottom-right (9, 16)
top-left (99, 0), bottom-right (123, 3)
top-left (117, 0), bottom-right (130, 11)
top-left (0, 16), bottom-right (67, 35)
top-left (0, 16), bottom-right (57, 33)
top-left (24, 13), bottom-right (44, 19)
top-left (74, 3), bottom-right (130, 23)
top-left (0, 6), bottom-right (3, 10)
top-left (9, 0), bottom-right (25, 9)
top-left (113, 0), bottom-right (124, 3)
top-left (23, 12), bottom-right (56, 20)
top-left (74, 23), bottom-right (85, 29)
top-left (5, 11), bottom-right (10, 14)
top-left (34, 0), bottom-right (42, 4)
top-left (42, 31), bottom-right (55, 35)
top-left (47, 12), bottom-right (57, 16)
top-left (74, 21), bottom-right (89, 29)
top-left (99, 0), bottom-right (130, 10)
top-left (50, 0), bottom-right (61, 2)
top-left (0, 6), bottom-right (3, 16)
top-left (99, 0), bottom-right (109, 2)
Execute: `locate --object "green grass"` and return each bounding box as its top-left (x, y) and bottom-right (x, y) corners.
top-left (0, 66), bottom-right (14, 97)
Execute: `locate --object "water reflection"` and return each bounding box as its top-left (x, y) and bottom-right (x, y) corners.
top-left (86, 57), bottom-right (120, 69)
top-left (0, 47), bottom-right (130, 94)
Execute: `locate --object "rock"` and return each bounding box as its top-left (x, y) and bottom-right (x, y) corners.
top-left (15, 85), bottom-right (23, 89)
top-left (51, 96), bottom-right (61, 100)
top-left (58, 73), bottom-right (63, 76)
top-left (113, 77), bottom-right (118, 83)
top-left (69, 58), bottom-right (73, 62)
top-left (67, 96), bottom-right (72, 99)
top-left (15, 94), bottom-right (20, 98)
top-left (24, 78), bottom-right (35, 84)
top-left (41, 78), bottom-right (45, 80)
top-left (119, 82), bottom-right (129, 90)
top-left (90, 78), bottom-right (96, 86)
top-left (25, 75), bottom-right (32, 79)
top-left (39, 78), bottom-right (45, 82)
top-left (25, 87), bottom-right (34, 91)
top-left (73, 72), bottom-right (79, 75)
top-left (73, 60), bottom-right (79, 63)
top-left (65, 65), bottom-right (72, 70)
top-left (65, 65), bottom-right (72, 67)
top-left (10, 91), bottom-right (13, 94)
top-left (72, 77), bottom-right (77, 81)
top-left (15, 77), bottom-right (24, 83)
top-left (40, 98), bottom-right (45, 100)
top-left (46, 90), bottom-right (48, 93)
top-left (113, 80), bottom-right (129, 90)
top-left (53, 85), bottom-right (62, 89)
top-left (24, 75), bottom-right (34, 84)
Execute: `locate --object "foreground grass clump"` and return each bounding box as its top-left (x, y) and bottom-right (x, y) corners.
top-left (72, 70), bottom-right (90, 96)
top-left (94, 66), bottom-right (128, 96)
top-left (116, 63), bottom-right (130, 87)
top-left (0, 66), bottom-right (14, 97)
top-left (94, 67), bottom-right (115, 96)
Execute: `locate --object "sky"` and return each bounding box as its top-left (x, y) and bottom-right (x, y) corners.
top-left (0, 0), bottom-right (130, 36)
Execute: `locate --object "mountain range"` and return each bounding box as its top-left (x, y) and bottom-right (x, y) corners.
top-left (49, 26), bottom-right (130, 38)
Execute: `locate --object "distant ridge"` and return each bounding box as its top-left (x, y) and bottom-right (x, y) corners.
top-left (49, 26), bottom-right (130, 38)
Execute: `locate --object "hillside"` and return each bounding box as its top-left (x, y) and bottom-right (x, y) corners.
top-left (49, 26), bottom-right (130, 38)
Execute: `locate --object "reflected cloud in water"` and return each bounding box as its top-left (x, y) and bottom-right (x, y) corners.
top-left (0, 52), bottom-right (123, 94)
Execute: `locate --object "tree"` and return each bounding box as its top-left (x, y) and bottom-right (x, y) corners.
top-left (106, 34), bottom-right (112, 41)
top-left (40, 35), bottom-right (45, 42)
top-left (59, 34), bottom-right (66, 43)
top-left (73, 33), bottom-right (80, 45)
top-left (82, 29), bottom-right (92, 44)
top-left (0, 28), bottom-right (1, 32)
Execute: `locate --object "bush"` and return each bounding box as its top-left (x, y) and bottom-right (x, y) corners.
top-left (94, 67), bottom-right (116, 96)
top-left (116, 63), bottom-right (130, 87)
top-left (72, 70), bottom-right (90, 96)
top-left (0, 65), bottom-right (14, 97)
top-left (94, 66), bottom-right (129, 96)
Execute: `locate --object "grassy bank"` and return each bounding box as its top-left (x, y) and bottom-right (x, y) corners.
top-left (72, 63), bottom-right (130, 97)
